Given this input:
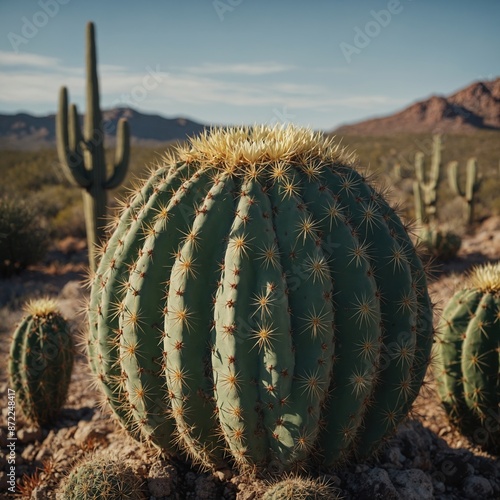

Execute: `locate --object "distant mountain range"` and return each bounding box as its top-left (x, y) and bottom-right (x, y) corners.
top-left (333, 78), bottom-right (500, 135)
top-left (1, 78), bottom-right (499, 149)
top-left (0, 108), bottom-right (206, 150)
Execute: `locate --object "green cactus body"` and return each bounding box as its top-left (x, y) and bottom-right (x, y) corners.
top-left (57, 22), bottom-right (130, 271)
top-left (88, 164), bottom-right (177, 436)
top-left (88, 126), bottom-right (433, 471)
top-left (418, 226), bottom-right (461, 261)
top-left (60, 456), bottom-right (144, 499)
top-left (9, 299), bottom-right (73, 426)
top-left (448, 158), bottom-right (480, 225)
top-left (434, 262), bottom-right (500, 453)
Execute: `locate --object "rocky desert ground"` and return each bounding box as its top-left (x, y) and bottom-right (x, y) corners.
top-left (1, 217), bottom-right (500, 499)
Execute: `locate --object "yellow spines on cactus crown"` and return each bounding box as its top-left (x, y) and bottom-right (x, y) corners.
top-left (25, 298), bottom-right (60, 317)
top-left (467, 261), bottom-right (500, 292)
top-left (175, 125), bottom-right (355, 176)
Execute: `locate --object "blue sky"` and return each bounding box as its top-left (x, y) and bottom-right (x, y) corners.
top-left (0, 0), bottom-right (498, 130)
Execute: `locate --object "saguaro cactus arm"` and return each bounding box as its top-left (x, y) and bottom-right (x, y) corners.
top-left (56, 87), bottom-right (91, 188)
top-left (105, 118), bottom-right (130, 189)
top-left (448, 158), bottom-right (480, 224)
top-left (414, 134), bottom-right (441, 222)
top-left (413, 181), bottom-right (425, 223)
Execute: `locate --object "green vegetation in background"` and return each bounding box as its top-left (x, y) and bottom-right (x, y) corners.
top-left (333, 131), bottom-right (500, 224)
top-left (0, 131), bottom-right (498, 246)
top-left (0, 145), bottom-right (175, 242)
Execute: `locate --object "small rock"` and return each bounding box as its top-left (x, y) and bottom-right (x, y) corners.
top-left (432, 479), bottom-right (446, 494)
top-left (396, 422), bottom-right (433, 466)
top-left (434, 451), bottom-right (470, 487)
top-left (21, 444), bottom-right (36, 461)
top-left (31, 483), bottom-right (51, 499)
top-left (390, 469), bottom-right (433, 500)
top-left (214, 469), bottom-right (232, 482)
top-left (35, 446), bottom-right (51, 462)
top-left (18, 427), bottom-right (42, 444)
top-left (347, 468), bottom-right (399, 499)
top-left (195, 474), bottom-right (218, 499)
top-left (41, 430), bottom-right (57, 448)
top-left (147, 461), bottom-right (178, 497)
top-left (380, 446), bottom-right (405, 468)
top-left (355, 464), bottom-right (370, 473)
top-left (73, 424), bottom-right (107, 445)
top-left (463, 476), bottom-right (493, 499)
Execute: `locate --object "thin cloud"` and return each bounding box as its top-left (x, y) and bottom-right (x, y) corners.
top-left (0, 50), bottom-right (60, 68)
top-left (185, 62), bottom-right (296, 76)
top-left (0, 53), bottom-right (404, 114)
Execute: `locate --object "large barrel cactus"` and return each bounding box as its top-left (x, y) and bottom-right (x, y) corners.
top-left (88, 125), bottom-right (433, 471)
top-left (434, 262), bottom-right (500, 453)
top-left (9, 299), bottom-right (73, 426)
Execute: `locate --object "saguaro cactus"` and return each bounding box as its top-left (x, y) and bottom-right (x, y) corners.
top-left (413, 134), bottom-right (442, 223)
top-left (448, 158), bottom-right (480, 225)
top-left (9, 299), bottom-right (73, 426)
top-left (56, 21), bottom-right (130, 271)
top-left (434, 262), bottom-right (500, 453)
top-left (88, 125), bottom-right (434, 472)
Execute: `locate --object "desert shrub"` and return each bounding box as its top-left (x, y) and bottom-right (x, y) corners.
top-left (52, 204), bottom-right (86, 239)
top-left (0, 196), bottom-right (50, 277)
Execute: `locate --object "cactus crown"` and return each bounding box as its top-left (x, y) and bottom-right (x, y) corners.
top-left (25, 298), bottom-right (59, 317)
top-left (174, 125), bottom-right (354, 174)
top-left (467, 262), bottom-right (500, 292)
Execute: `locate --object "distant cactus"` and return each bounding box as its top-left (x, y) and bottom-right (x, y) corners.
top-left (418, 226), bottom-right (461, 261)
top-left (263, 476), bottom-right (341, 500)
top-left (60, 456), bottom-right (145, 499)
top-left (56, 22), bottom-right (130, 272)
top-left (448, 158), bottom-right (480, 225)
top-left (434, 262), bottom-right (500, 453)
top-left (8, 299), bottom-right (73, 426)
top-left (413, 134), bottom-right (442, 223)
top-left (88, 125), bottom-right (434, 471)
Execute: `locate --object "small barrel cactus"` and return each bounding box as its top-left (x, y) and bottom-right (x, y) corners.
top-left (88, 125), bottom-right (433, 471)
top-left (9, 299), bottom-right (73, 426)
top-left (60, 456), bottom-right (145, 499)
top-left (418, 226), bottom-right (461, 261)
top-left (434, 262), bottom-right (500, 453)
top-left (263, 476), bottom-right (340, 500)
